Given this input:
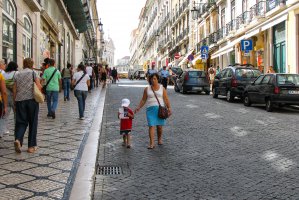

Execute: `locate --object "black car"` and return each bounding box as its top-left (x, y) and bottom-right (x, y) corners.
top-left (175, 69), bottom-right (210, 94)
top-left (243, 73), bottom-right (299, 112)
top-left (212, 64), bottom-right (261, 102)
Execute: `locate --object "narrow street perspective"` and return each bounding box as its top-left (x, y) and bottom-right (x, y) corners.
top-left (93, 80), bottom-right (299, 199)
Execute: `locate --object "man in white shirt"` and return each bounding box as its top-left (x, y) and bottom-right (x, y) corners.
top-left (85, 64), bottom-right (94, 91)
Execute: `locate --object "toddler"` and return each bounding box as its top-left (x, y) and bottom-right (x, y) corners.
top-left (118, 98), bottom-right (134, 148)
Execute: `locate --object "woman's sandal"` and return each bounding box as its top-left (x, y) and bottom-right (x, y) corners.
top-left (14, 140), bottom-right (21, 153)
top-left (147, 145), bottom-right (155, 149)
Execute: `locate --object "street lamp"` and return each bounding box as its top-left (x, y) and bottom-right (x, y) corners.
top-left (99, 18), bottom-right (103, 32)
top-left (191, 1), bottom-right (199, 20)
top-left (191, 1), bottom-right (216, 20)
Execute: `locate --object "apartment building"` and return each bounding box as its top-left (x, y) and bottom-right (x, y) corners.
top-left (131, 0), bottom-right (299, 74)
top-left (0, 0), bottom-right (100, 69)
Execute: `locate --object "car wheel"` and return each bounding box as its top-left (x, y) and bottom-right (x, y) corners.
top-left (181, 87), bottom-right (187, 94)
top-left (205, 90), bottom-right (210, 95)
top-left (266, 99), bottom-right (273, 112)
top-left (243, 94), bottom-right (251, 107)
top-left (212, 87), bottom-right (218, 98)
top-left (226, 90), bottom-right (234, 102)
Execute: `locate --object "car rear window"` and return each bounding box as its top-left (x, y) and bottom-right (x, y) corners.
top-left (188, 71), bottom-right (206, 77)
top-left (277, 74), bottom-right (299, 86)
top-left (235, 69), bottom-right (261, 79)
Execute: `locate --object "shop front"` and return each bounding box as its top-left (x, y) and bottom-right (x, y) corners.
top-left (273, 21), bottom-right (286, 73)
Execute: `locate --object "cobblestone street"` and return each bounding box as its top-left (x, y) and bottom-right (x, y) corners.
top-left (0, 87), bottom-right (104, 200)
top-left (94, 80), bottom-right (299, 200)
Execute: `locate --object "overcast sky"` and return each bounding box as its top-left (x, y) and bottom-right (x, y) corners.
top-left (97, 0), bottom-right (146, 64)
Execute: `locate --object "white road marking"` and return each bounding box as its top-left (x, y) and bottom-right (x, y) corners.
top-left (204, 113), bottom-right (221, 119)
top-left (230, 126), bottom-right (248, 137)
top-left (262, 150), bottom-right (296, 172)
top-left (186, 104), bottom-right (199, 108)
top-left (234, 108), bottom-right (249, 114)
top-left (118, 84), bottom-right (147, 88)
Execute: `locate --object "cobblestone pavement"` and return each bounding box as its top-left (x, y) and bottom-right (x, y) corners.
top-left (0, 86), bottom-right (103, 200)
top-left (93, 80), bottom-right (299, 200)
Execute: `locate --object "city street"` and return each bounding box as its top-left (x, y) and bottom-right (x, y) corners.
top-left (94, 80), bottom-right (299, 199)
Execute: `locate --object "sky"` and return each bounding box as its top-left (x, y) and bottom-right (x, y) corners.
top-left (97, 0), bottom-right (146, 64)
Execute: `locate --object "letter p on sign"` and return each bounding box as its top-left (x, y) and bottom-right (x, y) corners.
top-left (241, 40), bottom-right (253, 51)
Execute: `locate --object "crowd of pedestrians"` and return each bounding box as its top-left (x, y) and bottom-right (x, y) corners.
top-left (0, 57), bottom-right (112, 154)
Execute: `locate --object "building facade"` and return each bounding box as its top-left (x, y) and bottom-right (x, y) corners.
top-left (130, 0), bottom-right (299, 74)
top-left (0, 0), bottom-right (101, 69)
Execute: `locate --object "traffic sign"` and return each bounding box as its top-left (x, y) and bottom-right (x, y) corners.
top-left (201, 46), bottom-right (209, 59)
top-left (244, 50), bottom-right (250, 56)
top-left (241, 40), bottom-right (253, 51)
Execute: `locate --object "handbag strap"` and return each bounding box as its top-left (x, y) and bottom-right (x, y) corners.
top-left (74, 73), bottom-right (86, 88)
top-left (151, 86), bottom-right (162, 106)
top-left (45, 69), bottom-right (57, 88)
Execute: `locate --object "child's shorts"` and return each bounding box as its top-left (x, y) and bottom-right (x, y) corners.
top-left (120, 130), bottom-right (131, 135)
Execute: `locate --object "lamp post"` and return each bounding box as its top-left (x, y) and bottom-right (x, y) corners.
top-left (190, 1), bottom-right (216, 20)
top-left (98, 18), bottom-right (103, 32)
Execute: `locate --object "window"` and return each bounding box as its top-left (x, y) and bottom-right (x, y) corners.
top-left (22, 16), bottom-right (32, 58)
top-left (254, 75), bottom-right (264, 84)
top-left (261, 75), bottom-right (271, 84)
top-left (242, 0), bottom-right (248, 12)
top-left (221, 8), bottom-right (226, 28)
top-left (231, 1), bottom-right (235, 20)
top-left (2, 0), bottom-right (16, 63)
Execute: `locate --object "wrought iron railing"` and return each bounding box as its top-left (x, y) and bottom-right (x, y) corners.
top-left (209, 32), bottom-right (218, 45)
top-left (267, 0), bottom-right (286, 12)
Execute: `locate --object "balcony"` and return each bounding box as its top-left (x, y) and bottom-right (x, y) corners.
top-left (217, 27), bottom-right (224, 41)
top-left (266, 0), bottom-right (286, 12)
top-left (250, 1), bottom-right (266, 19)
top-left (209, 32), bottom-right (218, 46)
top-left (24, 0), bottom-right (42, 12)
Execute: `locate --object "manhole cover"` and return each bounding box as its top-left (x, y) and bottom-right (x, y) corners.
top-left (97, 166), bottom-right (122, 175)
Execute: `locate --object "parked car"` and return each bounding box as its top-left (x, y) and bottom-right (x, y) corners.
top-left (133, 70), bottom-right (145, 80)
top-left (175, 69), bottom-right (210, 94)
top-left (212, 64), bottom-right (262, 102)
top-left (243, 73), bottom-right (299, 112)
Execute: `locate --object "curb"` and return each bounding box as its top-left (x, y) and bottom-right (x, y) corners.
top-left (69, 87), bottom-right (107, 200)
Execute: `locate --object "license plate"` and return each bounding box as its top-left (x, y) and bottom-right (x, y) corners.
top-left (193, 87), bottom-right (202, 90)
top-left (288, 90), bottom-right (299, 94)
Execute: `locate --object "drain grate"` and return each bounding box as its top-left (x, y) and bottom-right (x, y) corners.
top-left (97, 166), bottom-right (122, 175)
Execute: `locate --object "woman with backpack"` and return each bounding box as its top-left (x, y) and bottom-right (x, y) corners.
top-left (2, 62), bottom-right (18, 135)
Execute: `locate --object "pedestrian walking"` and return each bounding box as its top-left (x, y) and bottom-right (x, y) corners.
top-left (111, 67), bottom-right (118, 84)
top-left (100, 65), bottom-right (107, 88)
top-left (134, 73), bottom-right (172, 149)
top-left (86, 64), bottom-right (94, 91)
top-left (208, 65), bottom-right (216, 92)
top-left (266, 66), bottom-right (275, 74)
top-left (72, 64), bottom-right (90, 120)
top-left (93, 64), bottom-right (99, 87)
top-left (2, 62), bottom-right (18, 136)
top-left (118, 98), bottom-right (134, 148)
top-left (42, 59), bottom-right (62, 119)
top-left (61, 63), bottom-right (73, 101)
top-left (0, 59), bottom-right (7, 139)
top-left (13, 58), bottom-right (42, 153)
top-left (161, 66), bottom-right (169, 89)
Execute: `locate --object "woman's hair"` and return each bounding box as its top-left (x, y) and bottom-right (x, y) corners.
top-left (23, 58), bottom-right (34, 69)
top-left (67, 63), bottom-right (72, 69)
top-left (149, 73), bottom-right (160, 85)
top-left (5, 61), bottom-right (18, 72)
top-left (77, 64), bottom-right (86, 73)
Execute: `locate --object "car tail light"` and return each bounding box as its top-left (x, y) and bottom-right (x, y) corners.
top-left (231, 76), bottom-right (237, 87)
top-left (184, 73), bottom-right (189, 81)
top-left (274, 86), bottom-right (280, 94)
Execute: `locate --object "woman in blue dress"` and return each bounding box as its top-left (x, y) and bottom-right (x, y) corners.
top-left (135, 73), bottom-right (172, 149)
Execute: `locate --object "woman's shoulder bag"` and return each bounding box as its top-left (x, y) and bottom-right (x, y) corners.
top-left (151, 86), bottom-right (169, 119)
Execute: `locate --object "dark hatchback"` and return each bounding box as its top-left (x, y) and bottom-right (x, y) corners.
top-left (243, 73), bottom-right (299, 112)
top-left (175, 69), bottom-right (210, 94)
top-left (212, 65), bottom-right (261, 102)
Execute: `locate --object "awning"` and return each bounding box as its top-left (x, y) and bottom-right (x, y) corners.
top-left (261, 14), bottom-right (287, 31)
top-left (64, 0), bottom-right (88, 33)
top-left (210, 35), bottom-right (246, 59)
top-left (178, 49), bottom-right (194, 66)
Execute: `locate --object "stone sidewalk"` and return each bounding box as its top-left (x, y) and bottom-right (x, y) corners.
top-left (0, 86), bottom-right (104, 200)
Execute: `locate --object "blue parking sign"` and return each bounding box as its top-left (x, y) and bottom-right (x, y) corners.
top-left (241, 40), bottom-right (253, 51)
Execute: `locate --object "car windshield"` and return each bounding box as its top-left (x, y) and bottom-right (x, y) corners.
top-left (235, 69), bottom-right (261, 79)
top-left (277, 74), bottom-right (299, 86)
top-left (188, 71), bottom-right (206, 77)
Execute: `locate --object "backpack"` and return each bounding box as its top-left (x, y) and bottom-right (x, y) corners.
top-left (5, 72), bottom-right (16, 90)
